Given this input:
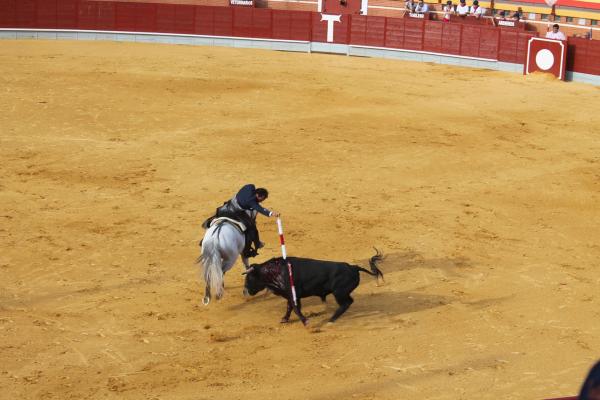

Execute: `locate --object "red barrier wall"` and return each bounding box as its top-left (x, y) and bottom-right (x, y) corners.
top-left (1, 0), bottom-right (599, 76)
top-left (384, 17), bottom-right (404, 49)
top-left (366, 16), bottom-right (385, 47)
top-left (441, 23), bottom-right (461, 55)
top-left (423, 21), bottom-right (442, 54)
top-left (403, 18), bottom-right (424, 50)
top-left (567, 37), bottom-right (600, 75)
top-left (271, 10), bottom-right (311, 41)
top-left (58, 1), bottom-right (78, 29)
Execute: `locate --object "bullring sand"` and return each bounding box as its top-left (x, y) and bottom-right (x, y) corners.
top-left (1, 40), bottom-right (599, 400)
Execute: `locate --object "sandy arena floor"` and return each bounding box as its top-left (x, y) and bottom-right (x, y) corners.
top-left (1, 40), bottom-right (599, 400)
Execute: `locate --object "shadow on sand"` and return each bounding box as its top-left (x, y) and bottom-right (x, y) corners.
top-left (225, 249), bottom-right (473, 326)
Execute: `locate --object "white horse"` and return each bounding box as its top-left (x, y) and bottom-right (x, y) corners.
top-left (198, 219), bottom-right (250, 305)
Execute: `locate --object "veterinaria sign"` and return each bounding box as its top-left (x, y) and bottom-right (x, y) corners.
top-left (230, 0), bottom-right (254, 6)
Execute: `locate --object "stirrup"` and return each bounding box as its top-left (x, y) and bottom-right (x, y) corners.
top-left (243, 248), bottom-right (259, 258)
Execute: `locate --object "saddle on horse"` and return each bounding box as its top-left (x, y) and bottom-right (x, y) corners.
top-left (201, 200), bottom-right (262, 258)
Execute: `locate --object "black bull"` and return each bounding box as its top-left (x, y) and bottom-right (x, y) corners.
top-left (243, 249), bottom-right (384, 325)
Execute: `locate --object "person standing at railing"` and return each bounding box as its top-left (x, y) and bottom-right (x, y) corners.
top-left (415, 0), bottom-right (429, 13)
top-left (469, 0), bottom-right (485, 18)
top-left (546, 23), bottom-right (567, 40)
top-left (456, 0), bottom-right (470, 16)
top-left (405, 0), bottom-right (417, 13)
top-left (442, 0), bottom-right (455, 21)
top-left (512, 7), bottom-right (523, 21)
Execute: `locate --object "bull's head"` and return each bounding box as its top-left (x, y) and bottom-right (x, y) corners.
top-left (242, 264), bottom-right (266, 296)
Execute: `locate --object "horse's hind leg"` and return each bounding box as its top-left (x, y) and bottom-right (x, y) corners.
top-left (216, 257), bottom-right (236, 300)
top-left (203, 285), bottom-right (211, 306)
top-left (242, 256), bottom-right (251, 297)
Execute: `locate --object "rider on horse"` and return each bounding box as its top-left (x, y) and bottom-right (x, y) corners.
top-left (202, 184), bottom-right (280, 257)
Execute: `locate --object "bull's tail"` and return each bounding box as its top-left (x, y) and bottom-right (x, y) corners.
top-left (355, 248), bottom-right (384, 283)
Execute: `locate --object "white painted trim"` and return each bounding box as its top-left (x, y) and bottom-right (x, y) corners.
top-left (361, 0), bottom-right (369, 15)
top-left (368, 5), bottom-right (408, 11)
top-left (525, 36), bottom-right (565, 78)
top-left (267, 0), bottom-right (318, 3)
top-left (526, 38), bottom-right (533, 74)
top-left (351, 43), bottom-right (498, 61)
top-left (524, 19), bottom-right (598, 31)
top-left (320, 13), bottom-right (342, 42)
top-left (0, 28), bottom-right (311, 44)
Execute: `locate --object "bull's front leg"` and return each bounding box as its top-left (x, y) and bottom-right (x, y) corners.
top-left (281, 301), bottom-right (293, 323)
top-left (292, 299), bottom-right (308, 326)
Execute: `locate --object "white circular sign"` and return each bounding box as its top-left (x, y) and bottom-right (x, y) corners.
top-left (535, 49), bottom-right (555, 71)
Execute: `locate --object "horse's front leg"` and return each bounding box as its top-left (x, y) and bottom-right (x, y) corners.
top-left (203, 284), bottom-right (211, 306)
top-left (242, 256), bottom-right (250, 269)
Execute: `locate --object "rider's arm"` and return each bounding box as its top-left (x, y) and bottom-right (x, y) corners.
top-left (249, 201), bottom-right (272, 217)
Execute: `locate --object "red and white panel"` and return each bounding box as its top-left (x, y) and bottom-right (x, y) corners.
top-left (525, 37), bottom-right (567, 80)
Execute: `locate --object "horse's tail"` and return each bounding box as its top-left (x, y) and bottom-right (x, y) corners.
top-left (354, 248), bottom-right (384, 283)
top-left (199, 229), bottom-right (224, 299)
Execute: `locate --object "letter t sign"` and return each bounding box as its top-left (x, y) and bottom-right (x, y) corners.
top-left (320, 14), bottom-right (342, 43)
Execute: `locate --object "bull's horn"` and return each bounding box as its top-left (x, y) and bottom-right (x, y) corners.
top-left (241, 267), bottom-right (255, 275)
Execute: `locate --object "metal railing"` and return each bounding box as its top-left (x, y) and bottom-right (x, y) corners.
top-left (365, 5), bottom-right (598, 37)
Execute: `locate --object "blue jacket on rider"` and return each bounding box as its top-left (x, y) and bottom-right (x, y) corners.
top-left (236, 184), bottom-right (272, 217)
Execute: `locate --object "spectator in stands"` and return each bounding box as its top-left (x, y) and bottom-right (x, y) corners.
top-left (443, 0), bottom-right (455, 21)
top-left (469, 0), bottom-right (485, 18)
top-left (456, 0), bottom-right (469, 16)
top-left (512, 7), bottom-right (523, 21)
top-left (546, 23), bottom-right (567, 40)
top-left (579, 360), bottom-right (600, 400)
top-left (415, 0), bottom-right (429, 13)
top-left (497, 10), bottom-right (507, 20)
top-left (405, 0), bottom-right (417, 12)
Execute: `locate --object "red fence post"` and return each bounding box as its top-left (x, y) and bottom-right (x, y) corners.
top-left (458, 23), bottom-right (463, 56)
top-left (309, 11), bottom-right (313, 43)
top-left (347, 14), bottom-right (351, 45)
top-left (383, 17), bottom-right (388, 47)
top-left (153, 3), bottom-right (158, 32)
top-left (34, 0), bottom-right (38, 28)
top-left (75, 0), bottom-right (79, 29)
top-left (270, 7), bottom-right (273, 39)
top-left (496, 26), bottom-right (500, 60)
top-left (421, 16), bottom-right (425, 51)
